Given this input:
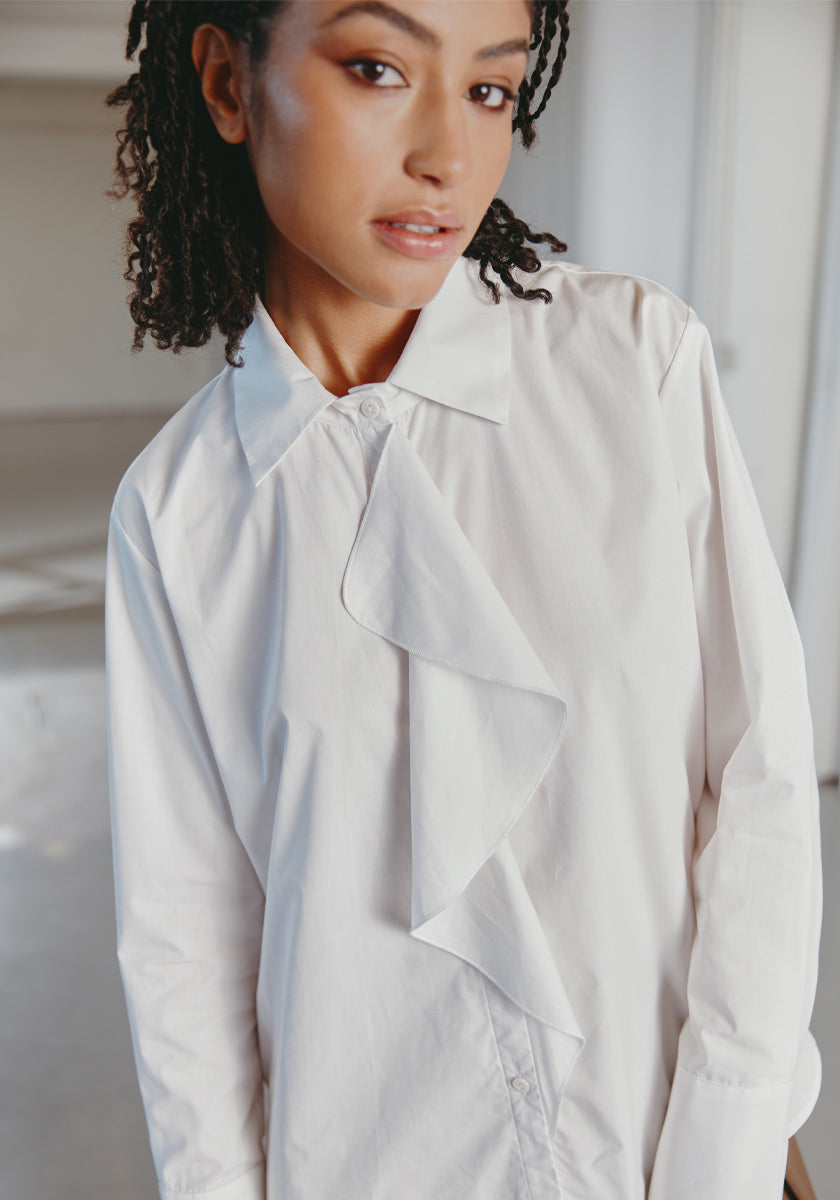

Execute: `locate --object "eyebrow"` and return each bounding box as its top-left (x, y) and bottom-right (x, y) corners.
top-left (321, 1), bottom-right (530, 61)
top-left (474, 38), bottom-right (530, 62)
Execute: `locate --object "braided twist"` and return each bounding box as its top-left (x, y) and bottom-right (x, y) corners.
top-left (513, 1), bottom-right (570, 148)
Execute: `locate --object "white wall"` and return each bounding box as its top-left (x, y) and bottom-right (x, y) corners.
top-left (792, 5), bottom-right (840, 785)
top-left (501, 0), bottom-right (703, 300)
top-left (695, 0), bottom-right (835, 584)
top-left (0, 79), bottom-right (222, 419)
top-left (0, 69), bottom-right (222, 620)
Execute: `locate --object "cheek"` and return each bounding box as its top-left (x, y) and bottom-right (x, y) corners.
top-left (257, 68), bottom-right (309, 137)
top-left (473, 127), bottom-right (514, 204)
top-left (489, 116), bottom-right (516, 176)
top-left (254, 95), bottom-right (393, 217)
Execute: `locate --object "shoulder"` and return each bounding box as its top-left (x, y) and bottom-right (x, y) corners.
top-left (504, 258), bottom-right (693, 388)
top-left (110, 365), bottom-right (242, 565)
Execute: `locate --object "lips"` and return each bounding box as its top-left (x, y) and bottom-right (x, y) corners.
top-left (390, 221), bottom-right (447, 234)
top-left (371, 208), bottom-right (462, 260)
top-left (376, 208), bottom-right (461, 232)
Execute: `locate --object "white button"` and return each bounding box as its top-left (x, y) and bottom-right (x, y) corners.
top-left (360, 396), bottom-right (381, 419)
top-left (510, 1076), bottom-right (530, 1094)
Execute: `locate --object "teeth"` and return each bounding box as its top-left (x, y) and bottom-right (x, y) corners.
top-left (390, 222), bottom-right (444, 234)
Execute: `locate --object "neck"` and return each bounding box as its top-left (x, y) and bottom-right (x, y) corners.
top-left (263, 243), bottom-right (421, 398)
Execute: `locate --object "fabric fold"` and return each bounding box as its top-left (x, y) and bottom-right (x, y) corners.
top-left (342, 424), bottom-right (584, 1104)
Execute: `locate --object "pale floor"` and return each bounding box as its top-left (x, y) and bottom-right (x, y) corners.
top-left (0, 612), bottom-right (838, 1200)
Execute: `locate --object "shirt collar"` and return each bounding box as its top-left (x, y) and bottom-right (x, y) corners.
top-left (234, 256), bottom-right (511, 486)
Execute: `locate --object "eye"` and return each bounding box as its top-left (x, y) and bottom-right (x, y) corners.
top-left (468, 82), bottom-right (516, 111)
top-left (344, 59), bottom-right (406, 87)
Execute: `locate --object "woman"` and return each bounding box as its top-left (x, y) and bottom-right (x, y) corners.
top-left (105, 3), bottom-right (822, 1199)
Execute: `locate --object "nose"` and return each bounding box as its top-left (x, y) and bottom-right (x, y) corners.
top-left (404, 89), bottom-right (473, 188)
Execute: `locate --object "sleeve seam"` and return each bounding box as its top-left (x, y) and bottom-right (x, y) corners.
top-left (111, 508), bottom-right (161, 575)
top-left (657, 304), bottom-right (693, 399)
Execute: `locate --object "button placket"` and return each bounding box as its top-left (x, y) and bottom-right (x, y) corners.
top-left (482, 976), bottom-right (564, 1198)
top-left (348, 387), bottom-right (392, 477)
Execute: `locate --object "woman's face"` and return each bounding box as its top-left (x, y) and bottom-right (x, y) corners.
top-left (244, 0), bottom-right (532, 312)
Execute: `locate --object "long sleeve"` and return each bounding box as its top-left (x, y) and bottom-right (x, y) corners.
top-left (105, 506), bottom-right (267, 1200)
top-left (648, 310), bottom-right (822, 1199)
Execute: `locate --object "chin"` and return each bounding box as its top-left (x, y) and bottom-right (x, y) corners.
top-left (359, 260), bottom-right (457, 311)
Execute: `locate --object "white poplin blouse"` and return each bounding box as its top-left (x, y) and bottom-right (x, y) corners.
top-left (105, 257), bottom-right (822, 1200)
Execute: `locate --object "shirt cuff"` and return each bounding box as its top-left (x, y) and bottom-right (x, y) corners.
top-left (159, 1162), bottom-right (265, 1200)
top-left (786, 1030), bottom-right (822, 1136)
top-left (648, 1065), bottom-right (791, 1200)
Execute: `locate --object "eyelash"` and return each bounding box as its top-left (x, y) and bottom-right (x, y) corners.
top-left (343, 59), bottom-right (517, 111)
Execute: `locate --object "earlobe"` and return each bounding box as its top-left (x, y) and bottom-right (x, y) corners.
top-left (191, 24), bottom-right (249, 145)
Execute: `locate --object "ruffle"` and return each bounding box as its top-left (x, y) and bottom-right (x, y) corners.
top-left (342, 424), bottom-right (584, 1128)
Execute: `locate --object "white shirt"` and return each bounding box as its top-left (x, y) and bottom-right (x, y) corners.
top-left (105, 256), bottom-right (822, 1200)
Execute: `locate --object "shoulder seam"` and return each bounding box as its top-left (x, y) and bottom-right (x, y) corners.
top-left (657, 305), bottom-right (693, 397)
top-left (110, 507), bottom-right (161, 575)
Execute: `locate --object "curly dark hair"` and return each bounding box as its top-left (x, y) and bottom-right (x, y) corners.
top-left (107, 1), bottom-right (571, 366)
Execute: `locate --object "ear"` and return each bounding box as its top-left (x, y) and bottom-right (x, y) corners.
top-left (191, 24), bottom-right (250, 145)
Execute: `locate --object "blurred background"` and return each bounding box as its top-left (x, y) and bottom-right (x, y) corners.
top-left (0, 1), bottom-right (838, 1197)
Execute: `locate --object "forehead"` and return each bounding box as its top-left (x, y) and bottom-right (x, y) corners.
top-left (279, 0), bottom-right (534, 47)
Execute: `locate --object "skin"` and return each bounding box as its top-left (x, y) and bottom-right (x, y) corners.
top-left (192, 0), bottom-right (532, 396)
